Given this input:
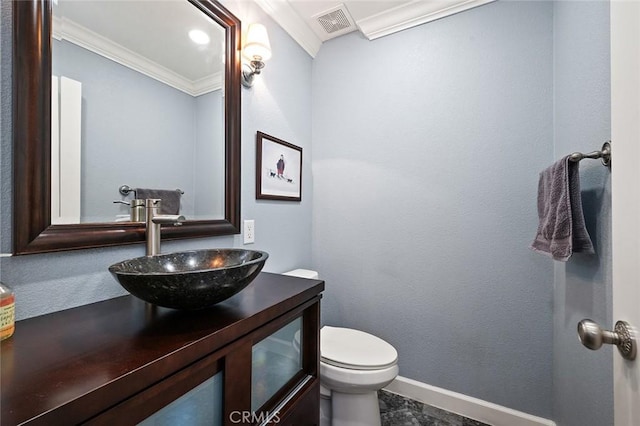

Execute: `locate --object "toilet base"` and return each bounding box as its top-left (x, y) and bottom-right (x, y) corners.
top-left (331, 390), bottom-right (381, 426)
top-left (320, 393), bottom-right (331, 426)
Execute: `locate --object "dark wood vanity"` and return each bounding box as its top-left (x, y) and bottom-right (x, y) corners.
top-left (0, 273), bottom-right (323, 425)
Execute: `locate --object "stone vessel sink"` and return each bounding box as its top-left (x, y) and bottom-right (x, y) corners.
top-left (109, 249), bottom-right (268, 310)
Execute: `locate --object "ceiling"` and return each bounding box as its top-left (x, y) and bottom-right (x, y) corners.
top-left (255, 0), bottom-right (496, 57)
top-left (50, 0), bottom-right (496, 91)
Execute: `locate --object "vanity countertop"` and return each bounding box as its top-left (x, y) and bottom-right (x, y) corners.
top-left (0, 272), bottom-right (324, 425)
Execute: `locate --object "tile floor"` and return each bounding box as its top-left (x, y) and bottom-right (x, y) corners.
top-left (378, 390), bottom-right (490, 426)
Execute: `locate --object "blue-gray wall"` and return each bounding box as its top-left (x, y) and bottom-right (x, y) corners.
top-left (0, 1), bottom-right (313, 320)
top-left (312, 0), bottom-right (613, 421)
top-left (552, 2), bottom-right (612, 425)
top-left (312, 1), bottom-right (555, 418)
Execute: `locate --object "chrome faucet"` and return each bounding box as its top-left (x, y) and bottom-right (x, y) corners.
top-left (145, 199), bottom-right (185, 256)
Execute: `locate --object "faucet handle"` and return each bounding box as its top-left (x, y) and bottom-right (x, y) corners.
top-left (146, 198), bottom-right (161, 206)
top-left (114, 199), bottom-right (146, 206)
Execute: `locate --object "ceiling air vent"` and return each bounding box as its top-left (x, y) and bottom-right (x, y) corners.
top-left (318, 9), bottom-right (351, 34)
top-left (311, 5), bottom-right (356, 41)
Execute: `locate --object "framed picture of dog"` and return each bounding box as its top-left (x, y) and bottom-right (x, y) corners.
top-left (256, 131), bottom-right (302, 201)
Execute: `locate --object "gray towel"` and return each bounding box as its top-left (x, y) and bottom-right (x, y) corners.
top-left (530, 156), bottom-right (594, 261)
top-left (136, 188), bottom-right (182, 215)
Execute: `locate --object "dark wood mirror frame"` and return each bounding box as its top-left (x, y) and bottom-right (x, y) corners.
top-left (13, 0), bottom-right (241, 255)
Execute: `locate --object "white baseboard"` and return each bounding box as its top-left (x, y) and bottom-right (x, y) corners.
top-left (384, 376), bottom-right (556, 426)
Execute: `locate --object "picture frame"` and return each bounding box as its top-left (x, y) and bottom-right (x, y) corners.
top-left (256, 132), bottom-right (302, 201)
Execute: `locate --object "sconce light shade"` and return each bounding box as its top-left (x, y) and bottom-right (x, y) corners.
top-left (244, 23), bottom-right (271, 61)
top-left (242, 23), bottom-right (271, 88)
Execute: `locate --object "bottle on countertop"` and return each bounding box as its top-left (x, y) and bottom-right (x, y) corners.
top-left (0, 282), bottom-right (15, 341)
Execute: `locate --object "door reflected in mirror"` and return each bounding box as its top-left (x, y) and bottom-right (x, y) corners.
top-left (51, 0), bottom-right (226, 224)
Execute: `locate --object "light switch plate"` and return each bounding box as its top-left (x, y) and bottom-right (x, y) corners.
top-left (243, 220), bottom-right (255, 244)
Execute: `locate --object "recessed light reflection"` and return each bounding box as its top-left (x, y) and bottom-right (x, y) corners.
top-left (189, 29), bottom-right (210, 45)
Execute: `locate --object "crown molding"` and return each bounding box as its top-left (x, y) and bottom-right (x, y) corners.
top-left (356, 0), bottom-right (496, 40)
top-left (254, 0), bottom-right (322, 58)
top-left (192, 72), bottom-right (223, 96)
top-left (52, 16), bottom-right (221, 96)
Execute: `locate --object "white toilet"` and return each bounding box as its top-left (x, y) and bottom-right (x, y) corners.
top-left (283, 269), bottom-right (399, 426)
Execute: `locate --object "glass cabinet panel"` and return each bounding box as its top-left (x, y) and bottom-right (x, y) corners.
top-left (251, 317), bottom-right (303, 411)
top-left (139, 371), bottom-right (224, 426)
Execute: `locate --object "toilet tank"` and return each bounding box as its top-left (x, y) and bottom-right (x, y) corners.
top-left (282, 269), bottom-right (319, 280)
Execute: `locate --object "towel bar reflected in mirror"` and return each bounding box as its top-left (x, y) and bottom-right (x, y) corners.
top-left (119, 185), bottom-right (185, 197)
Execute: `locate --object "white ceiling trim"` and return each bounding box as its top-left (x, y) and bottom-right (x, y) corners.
top-left (52, 16), bottom-right (221, 96)
top-left (356, 0), bottom-right (496, 40)
top-left (192, 72), bottom-right (224, 97)
top-left (254, 0), bottom-right (323, 58)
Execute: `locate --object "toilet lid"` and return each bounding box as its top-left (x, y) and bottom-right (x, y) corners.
top-left (320, 326), bottom-right (398, 370)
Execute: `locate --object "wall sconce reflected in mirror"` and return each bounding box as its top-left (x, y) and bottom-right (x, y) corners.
top-left (241, 23), bottom-right (271, 88)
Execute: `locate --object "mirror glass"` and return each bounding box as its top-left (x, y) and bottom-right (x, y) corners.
top-left (13, 0), bottom-right (241, 255)
top-left (51, 0), bottom-right (225, 223)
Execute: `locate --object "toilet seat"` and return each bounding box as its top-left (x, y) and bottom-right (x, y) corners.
top-left (321, 326), bottom-right (397, 370)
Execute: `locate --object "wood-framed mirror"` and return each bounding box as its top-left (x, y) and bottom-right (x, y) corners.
top-left (13, 0), bottom-right (241, 255)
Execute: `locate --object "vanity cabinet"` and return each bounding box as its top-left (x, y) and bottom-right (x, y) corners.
top-left (0, 273), bottom-right (323, 425)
